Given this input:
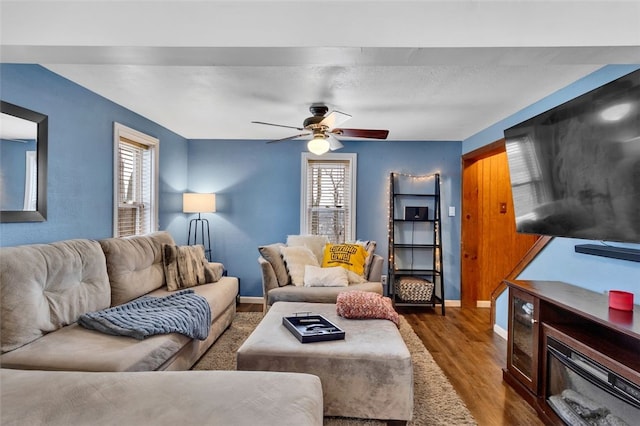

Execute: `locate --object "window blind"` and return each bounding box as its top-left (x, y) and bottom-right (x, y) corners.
top-left (305, 159), bottom-right (351, 243)
top-left (117, 138), bottom-right (152, 236)
top-left (506, 135), bottom-right (547, 221)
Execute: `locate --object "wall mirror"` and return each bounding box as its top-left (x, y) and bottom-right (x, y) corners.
top-left (0, 101), bottom-right (48, 222)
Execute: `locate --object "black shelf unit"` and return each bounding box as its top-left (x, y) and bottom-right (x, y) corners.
top-left (388, 172), bottom-right (445, 314)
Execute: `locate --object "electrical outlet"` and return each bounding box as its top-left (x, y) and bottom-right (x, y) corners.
top-left (381, 275), bottom-right (387, 285)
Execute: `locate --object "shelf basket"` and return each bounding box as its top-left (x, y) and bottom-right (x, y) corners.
top-left (395, 276), bottom-right (434, 302)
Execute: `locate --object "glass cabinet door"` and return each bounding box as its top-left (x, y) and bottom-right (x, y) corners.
top-left (508, 287), bottom-right (539, 392)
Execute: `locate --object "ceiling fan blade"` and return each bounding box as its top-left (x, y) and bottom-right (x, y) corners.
top-left (265, 133), bottom-right (310, 144)
top-left (327, 134), bottom-right (344, 151)
top-left (319, 111), bottom-right (351, 129)
top-left (252, 121), bottom-right (305, 131)
top-left (331, 128), bottom-right (389, 139)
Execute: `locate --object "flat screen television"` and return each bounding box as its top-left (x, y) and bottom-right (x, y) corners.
top-left (504, 69), bottom-right (640, 244)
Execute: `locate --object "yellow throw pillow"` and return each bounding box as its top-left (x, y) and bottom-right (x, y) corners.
top-left (322, 243), bottom-right (368, 277)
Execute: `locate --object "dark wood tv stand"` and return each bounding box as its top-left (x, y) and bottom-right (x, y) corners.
top-left (503, 280), bottom-right (640, 425)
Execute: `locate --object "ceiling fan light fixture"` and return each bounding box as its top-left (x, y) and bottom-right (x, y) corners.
top-left (307, 135), bottom-right (330, 155)
top-left (254, 104), bottom-right (389, 150)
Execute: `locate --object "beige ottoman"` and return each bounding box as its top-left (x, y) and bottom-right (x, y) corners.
top-left (237, 301), bottom-right (413, 421)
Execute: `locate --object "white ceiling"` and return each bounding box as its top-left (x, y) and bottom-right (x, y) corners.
top-left (1, 1), bottom-right (640, 142)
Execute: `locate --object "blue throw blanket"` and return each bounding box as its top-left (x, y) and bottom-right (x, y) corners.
top-left (78, 289), bottom-right (211, 340)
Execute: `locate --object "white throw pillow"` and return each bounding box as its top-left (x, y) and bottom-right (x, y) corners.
top-left (287, 234), bottom-right (329, 264)
top-left (280, 245), bottom-right (319, 286)
top-left (304, 265), bottom-right (349, 287)
top-left (346, 269), bottom-right (367, 284)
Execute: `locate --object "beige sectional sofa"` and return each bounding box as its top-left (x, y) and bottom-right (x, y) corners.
top-left (0, 231), bottom-right (238, 371)
top-left (1, 369), bottom-right (324, 426)
top-left (0, 231), bottom-right (325, 425)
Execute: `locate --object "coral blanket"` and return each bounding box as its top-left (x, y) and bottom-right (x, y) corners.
top-left (78, 290), bottom-right (211, 340)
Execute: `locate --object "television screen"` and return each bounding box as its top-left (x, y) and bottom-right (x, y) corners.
top-left (504, 69), bottom-right (640, 244)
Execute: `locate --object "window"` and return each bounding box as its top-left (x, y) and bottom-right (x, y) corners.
top-left (23, 151), bottom-right (37, 210)
top-left (113, 123), bottom-right (158, 237)
top-left (506, 134), bottom-right (547, 223)
top-left (301, 153), bottom-right (356, 243)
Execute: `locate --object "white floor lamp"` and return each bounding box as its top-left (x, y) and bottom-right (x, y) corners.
top-left (183, 193), bottom-right (216, 261)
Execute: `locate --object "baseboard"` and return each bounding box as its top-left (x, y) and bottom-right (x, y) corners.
top-left (238, 296), bottom-right (263, 304)
top-left (493, 324), bottom-right (508, 341)
top-left (444, 300), bottom-right (461, 307)
top-left (476, 300), bottom-right (491, 308)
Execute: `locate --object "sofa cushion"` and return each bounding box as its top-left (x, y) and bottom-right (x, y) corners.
top-left (100, 231), bottom-right (175, 306)
top-left (162, 244), bottom-right (207, 291)
top-left (0, 239), bottom-right (110, 353)
top-left (1, 369), bottom-right (324, 426)
top-left (258, 243), bottom-right (289, 286)
top-left (267, 281), bottom-right (383, 306)
top-left (280, 245), bottom-right (319, 286)
top-left (149, 277), bottom-right (239, 324)
top-left (321, 243), bottom-right (368, 276)
top-left (0, 321), bottom-right (189, 371)
top-left (286, 234), bottom-right (328, 264)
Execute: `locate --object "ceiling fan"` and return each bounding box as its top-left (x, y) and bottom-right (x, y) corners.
top-left (252, 104), bottom-right (389, 155)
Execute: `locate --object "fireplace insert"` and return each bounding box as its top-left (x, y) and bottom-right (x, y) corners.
top-left (545, 335), bottom-right (639, 425)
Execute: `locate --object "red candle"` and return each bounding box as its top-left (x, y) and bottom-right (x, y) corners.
top-left (609, 290), bottom-right (634, 311)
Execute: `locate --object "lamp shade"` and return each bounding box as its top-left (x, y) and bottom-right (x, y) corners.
top-left (183, 193), bottom-right (216, 213)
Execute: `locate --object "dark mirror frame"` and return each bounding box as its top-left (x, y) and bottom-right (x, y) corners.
top-left (0, 101), bottom-right (48, 222)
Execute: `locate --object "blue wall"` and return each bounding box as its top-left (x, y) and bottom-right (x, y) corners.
top-left (0, 64), bottom-right (462, 299)
top-left (462, 65), bottom-right (640, 331)
top-left (5, 63), bottom-right (636, 306)
top-left (0, 64), bottom-right (189, 246)
top-left (187, 139), bottom-right (462, 297)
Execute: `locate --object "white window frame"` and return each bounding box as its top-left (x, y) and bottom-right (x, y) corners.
top-left (113, 122), bottom-right (159, 237)
top-left (300, 152), bottom-right (357, 242)
top-left (23, 150), bottom-right (37, 211)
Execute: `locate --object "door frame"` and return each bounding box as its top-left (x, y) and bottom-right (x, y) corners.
top-left (461, 139), bottom-right (549, 310)
top-left (461, 140), bottom-right (505, 307)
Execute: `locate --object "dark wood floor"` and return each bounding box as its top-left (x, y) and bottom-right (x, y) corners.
top-left (237, 303), bottom-right (543, 426)
top-left (398, 306), bottom-right (543, 426)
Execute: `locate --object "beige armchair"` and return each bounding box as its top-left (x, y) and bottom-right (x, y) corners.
top-left (258, 237), bottom-right (384, 312)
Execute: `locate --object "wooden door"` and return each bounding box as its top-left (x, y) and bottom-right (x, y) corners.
top-left (461, 140), bottom-right (539, 307)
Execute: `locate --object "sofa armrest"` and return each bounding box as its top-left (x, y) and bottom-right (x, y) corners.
top-left (368, 254), bottom-right (384, 282)
top-left (204, 261), bottom-right (225, 283)
top-left (258, 255), bottom-right (279, 293)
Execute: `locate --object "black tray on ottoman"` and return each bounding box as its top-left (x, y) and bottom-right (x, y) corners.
top-left (282, 313), bottom-right (345, 343)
